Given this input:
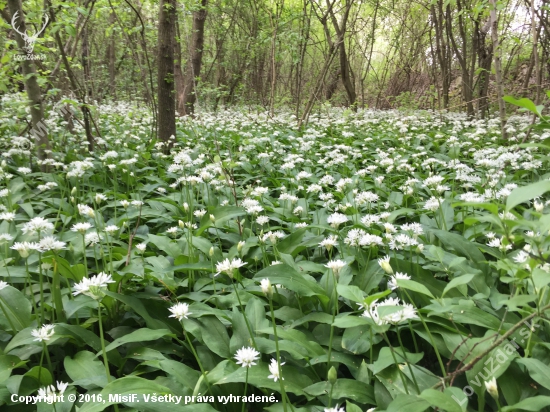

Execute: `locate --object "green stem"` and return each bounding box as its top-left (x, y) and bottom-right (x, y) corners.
top-left (234, 281), bottom-right (257, 349)
top-left (396, 326), bottom-right (420, 394)
top-left (97, 302), bottom-right (112, 383)
top-left (382, 332), bottom-right (409, 394)
top-left (242, 368), bottom-right (249, 412)
top-left (269, 298), bottom-right (288, 412)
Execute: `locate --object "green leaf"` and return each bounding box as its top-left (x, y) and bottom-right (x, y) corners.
top-left (337, 285), bottom-right (365, 302)
top-left (198, 317), bottom-right (231, 358)
top-left (419, 388), bottom-right (464, 412)
top-left (369, 347), bottom-right (424, 375)
top-left (0, 285), bottom-right (31, 332)
top-left (303, 379), bottom-right (375, 404)
top-left (103, 291), bottom-right (169, 330)
top-left (503, 96), bottom-right (541, 116)
top-left (506, 181), bottom-right (550, 211)
top-left (101, 328), bottom-right (174, 355)
top-left (64, 351), bottom-right (108, 389)
top-left (396, 279), bottom-right (435, 298)
top-left (442, 274), bottom-right (475, 297)
top-left (386, 394), bottom-right (431, 412)
top-left (502, 396), bottom-right (550, 412)
top-left (516, 358), bottom-right (550, 390)
top-left (254, 264), bottom-right (327, 298)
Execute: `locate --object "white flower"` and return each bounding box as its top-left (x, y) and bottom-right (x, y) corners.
top-left (256, 216), bottom-right (270, 225)
top-left (73, 272), bottom-right (115, 300)
top-left (215, 258), bottom-right (246, 277)
top-left (324, 260), bottom-right (346, 276)
top-left (0, 233), bottom-right (14, 242)
top-left (17, 167), bottom-right (32, 175)
top-left (37, 381), bottom-right (68, 403)
top-left (11, 241), bottom-right (39, 258)
top-left (37, 236), bottom-right (66, 252)
top-left (169, 302), bottom-right (192, 321)
top-left (71, 222), bottom-right (92, 234)
top-left (268, 358), bottom-right (285, 382)
top-left (104, 225), bottom-right (119, 234)
top-left (327, 212), bottom-right (348, 228)
top-left (78, 204), bottom-right (95, 218)
top-left (319, 235), bottom-right (338, 251)
top-left (21, 217), bottom-right (54, 235)
top-left (387, 272), bottom-right (411, 290)
top-left (95, 193), bottom-right (107, 203)
top-left (234, 346), bottom-right (260, 368)
top-left (166, 226), bottom-right (179, 235)
top-left (513, 251), bottom-right (529, 264)
top-left (85, 232), bottom-right (103, 246)
top-left (136, 243), bottom-right (147, 253)
top-left (194, 209), bottom-right (207, 218)
top-left (424, 196), bottom-right (442, 211)
top-left (0, 212), bottom-right (16, 221)
top-left (31, 324), bottom-right (55, 342)
top-left (0, 280), bottom-right (9, 290)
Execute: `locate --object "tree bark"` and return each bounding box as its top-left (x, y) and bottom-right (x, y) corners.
top-left (489, 0), bottom-right (507, 138)
top-left (183, 0), bottom-right (208, 116)
top-left (7, 0), bottom-right (50, 162)
top-left (158, 0), bottom-right (177, 144)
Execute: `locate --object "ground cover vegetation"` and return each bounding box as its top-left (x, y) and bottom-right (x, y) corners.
top-left (1, 94), bottom-right (550, 411)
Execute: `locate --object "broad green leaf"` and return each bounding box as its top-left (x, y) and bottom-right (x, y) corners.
top-left (442, 274), bottom-right (475, 297)
top-left (396, 279), bottom-right (435, 298)
top-left (516, 358), bottom-right (550, 390)
top-left (254, 264), bottom-right (327, 298)
top-left (64, 351), bottom-right (108, 389)
top-left (0, 285), bottom-right (31, 331)
top-left (502, 396), bottom-right (550, 412)
top-left (506, 181), bottom-right (550, 211)
top-left (101, 328), bottom-right (174, 355)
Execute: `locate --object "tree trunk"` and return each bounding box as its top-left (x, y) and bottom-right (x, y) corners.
top-left (489, 0), bottom-right (507, 138)
top-left (183, 0), bottom-right (208, 116)
top-left (174, 9), bottom-right (185, 115)
top-left (7, 0), bottom-right (50, 162)
top-left (157, 0), bottom-right (177, 144)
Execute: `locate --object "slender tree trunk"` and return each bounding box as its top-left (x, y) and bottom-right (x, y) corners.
top-left (183, 0), bottom-right (208, 116)
top-left (174, 9), bottom-right (186, 115)
top-left (157, 0), bottom-right (177, 144)
top-left (108, 12), bottom-right (116, 97)
top-left (530, 0), bottom-right (541, 104)
top-left (489, 0), bottom-right (507, 138)
top-left (7, 0), bottom-right (50, 162)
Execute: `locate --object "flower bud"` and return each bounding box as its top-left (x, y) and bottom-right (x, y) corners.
top-left (71, 187), bottom-right (77, 195)
top-left (260, 278), bottom-right (272, 298)
top-left (327, 366), bottom-right (337, 385)
top-left (237, 241), bottom-right (245, 252)
top-left (378, 256), bottom-right (393, 275)
top-left (178, 220), bottom-right (185, 228)
top-left (209, 247), bottom-right (214, 257)
top-left (210, 214), bottom-right (216, 223)
top-left (183, 202), bottom-right (189, 212)
top-left (485, 377), bottom-right (498, 401)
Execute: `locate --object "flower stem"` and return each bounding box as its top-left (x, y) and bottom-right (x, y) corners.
top-left (97, 303), bottom-right (111, 383)
top-left (234, 281), bottom-right (257, 349)
top-left (242, 368), bottom-right (249, 412)
top-left (269, 298), bottom-right (288, 412)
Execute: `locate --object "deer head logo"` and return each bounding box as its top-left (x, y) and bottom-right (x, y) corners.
top-left (11, 11), bottom-right (49, 55)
